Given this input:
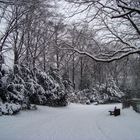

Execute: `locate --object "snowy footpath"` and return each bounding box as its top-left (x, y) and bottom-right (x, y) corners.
top-left (0, 103), bottom-right (140, 140)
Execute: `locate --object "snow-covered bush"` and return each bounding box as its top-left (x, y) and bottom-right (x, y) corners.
top-left (0, 64), bottom-right (69, 115)
top-left (36, 67), bottom-right (68, 106)
top-left (69, 79), bottom-right (124, 105)
top-left (15, 65), bottom-right (68, 106)
top-left (0, 102), bottom-right (21, 115)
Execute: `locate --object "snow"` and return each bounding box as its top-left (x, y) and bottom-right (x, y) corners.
top-left (0, 104), bottom-right (140, 140)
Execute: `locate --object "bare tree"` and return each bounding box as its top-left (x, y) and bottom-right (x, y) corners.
top-left (65, 0), bottom-right (140, 62)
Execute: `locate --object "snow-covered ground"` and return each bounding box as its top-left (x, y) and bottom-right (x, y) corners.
top-left (0, 104), bottom-right (140, 140)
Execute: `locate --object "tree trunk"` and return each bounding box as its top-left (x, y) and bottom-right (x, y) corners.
top-left (72, 53), bottom-right (75, 89)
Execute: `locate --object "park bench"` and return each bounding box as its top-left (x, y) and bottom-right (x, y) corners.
top-left (109, 108), bottom-right (120, 116)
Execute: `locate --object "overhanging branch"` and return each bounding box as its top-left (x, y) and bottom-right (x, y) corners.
top-left (62, 43), bottom-right (140, 63)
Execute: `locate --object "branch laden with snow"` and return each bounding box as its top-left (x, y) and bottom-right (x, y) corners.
top-left (62, 42), bottom-right (140, 63)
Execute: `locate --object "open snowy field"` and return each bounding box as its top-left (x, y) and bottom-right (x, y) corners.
top-left (0, 103), bottom-right (140, 140)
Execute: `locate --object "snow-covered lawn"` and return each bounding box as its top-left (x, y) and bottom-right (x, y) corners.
top-left (0, 103), bottom-right (140, 140)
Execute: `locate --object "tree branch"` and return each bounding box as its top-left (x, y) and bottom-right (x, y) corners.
top-left (112, 11), bottom-right (132, 18)
top-left (62, 42), bottom-right (140, 63)
top-left (118, 4), bottom-right (140, 14)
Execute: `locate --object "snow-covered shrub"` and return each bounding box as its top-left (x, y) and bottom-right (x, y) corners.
top-left (0, 64), bottom-right (69, 115)
top-left (36, 67), bottom-right (68, 106)
top-left (0, 102), bottom-right (21, 115)
top-left (25, 79), bottom-right (46, 105)
top-left (12, 65), bottom-right (68, 106)
top-left (68, 89), bottom-right (91, 104)
top-left (62, 71), bottom-right (74, 104)
top-left (69, 79), bottom-right (124, 105)
top-left (46, 94), bottom-right (68, 107)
